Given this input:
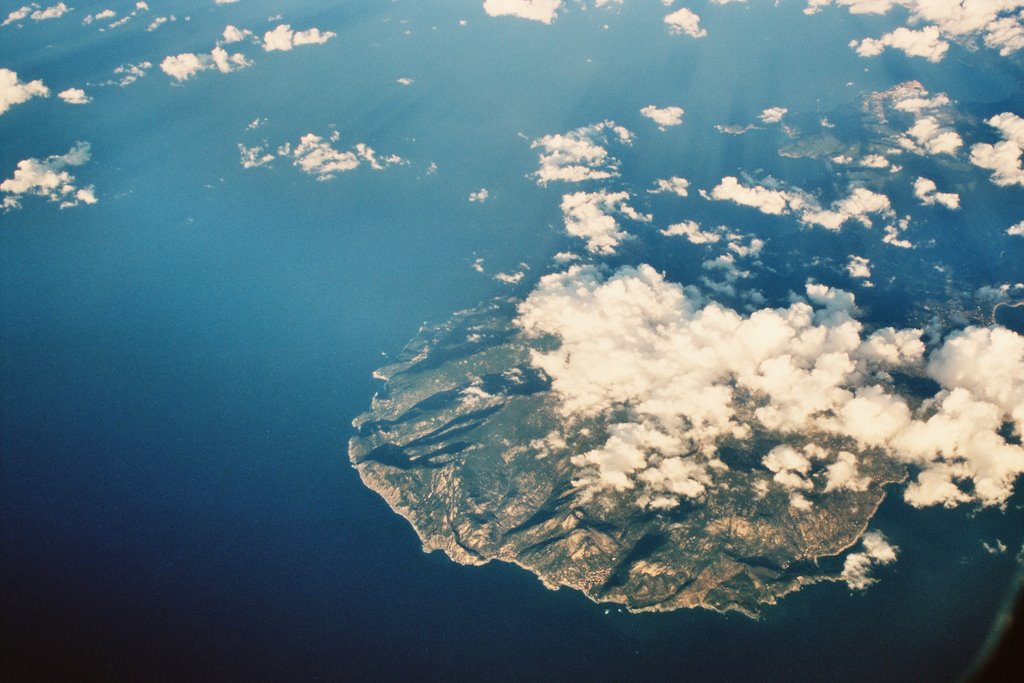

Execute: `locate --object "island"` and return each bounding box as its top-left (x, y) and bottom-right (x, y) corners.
top-left (349, 298), bottom-right (906, 618)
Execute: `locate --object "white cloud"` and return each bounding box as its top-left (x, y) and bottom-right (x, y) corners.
top-left (285, 135), bottom-right (358, 179)
top-left (705, 176), bottom-right (895, 232)
top-left (482, 0), bottom-right (562, 23)
top-left (913, 177), bottom-right (960, 209)
top-left (160, 53), bottom-right (208, 81)
top-left (841, 531), bottom-right (897, 590)
top-left (715, 123), bottom-right (758, 136)
top-left (898, 115), bottom-right (963, 156)
top-left (763, 444), bottom-right (816, 491)
top-left (16, 3), bottom-right (70, 24)
top-left (57, 87), bottom-right (90, 104)
top-left (495, 270), bottom-right (525, 284)
top-left (853, 25), bottom-right (949, 61)
top-left (704, 176), bottom-right (806, 216)
top-left (664, 7), bottom-right (706, 38)
top-left (800, 187), bottom-right (894, 230)
top-left (263, 24), bottom-right (336, 51)
top-left (269, 133), bottom-right (404, 180)
top-left (559, 190), bottom-right (650, 254)
top-left (211, 46), bottom-right (251, 73)
top-left (661, 220), bottom-right (720, 243)
top-left (396, 77), bottom-right (414, 86)
top-left (83, 9), bottom-right (116, 25)
top-left (0, 68), bottom-right (49, 115)
top-left (2, 6), bottom-right (33, 25)
top-left (160, 47), bottom-right (252, 81)
top-left (825, 451), bottom-right (872, 491)
top-left (891, 91), bottom-right (951, 113)
top-left (648, 176), bottom-right (689, 196)
top-left (146, 15), bottom-right (176, 32)
top-left (984, 15), bottom-right (1024, 55)
top-left (221, 25), bottom-right (252, 44)
top-left (238, 144), bottom-right (274, 169)
top-left (982, 539), bottom-right (1008, 554)
top-left (970, 112), bottom-right (1024, 187)
top-left (215, 0), bottom-right (239, 4)
top-left (640, 104), bottom-right (685, 130)
top-left (1, 142), bottom-right (96, 210)
top-left (516, 264), bottom-right (1024, 510)
top-left (552, 251), bottom-right (578, 264)
top-left (108, 61), bottom-right (151, 87)
top-left (860, 154), bottom-right (891, 168)
top-left (531, 121), bottom-right (632, 185)
top-left (846, 255), bottom-right (872, 279)
top-left (33, 5), bottom-right (65, 21)
top-left (759, 107), bottom-right (788, 124)
top-left (1008, 220), bottom-right (1024, 237)
top-left (469, 188), bottom-right (490, 202)
top-left (816, 0), bottom-right (1024, 59)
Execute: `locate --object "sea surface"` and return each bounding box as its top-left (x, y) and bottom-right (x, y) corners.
top-left (2, 1), bottom-right (1023, 679)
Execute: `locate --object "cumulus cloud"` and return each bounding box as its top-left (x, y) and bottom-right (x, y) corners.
top-left (160, 47), bottom-right (252, 81)
top-left (268, 133), bottom-right (404, 180)
top-left (648, 176), bottom-right (689, 196)
top-left (703, 176), bottom-right (807, 216)
top-left (531, 120), bottom-right (633, 185)
top-left (661, 220), bottom-right (721, 243)
top-left (759, 107), bottom-right (788, 124)
top-left (160, 53), bottom-right (206, 81)
top-left (57, 87), bottom-right (90, 104)
top-left (30, 2), bottom-right (69, 21)
top-left (898, 115), bottom-right (963, 156)
top-left (146, 15), bottom-right (177, 32)
top-left (763, 444), bottom-right (816, 492)
top-left (2, 6), bottom-right (32, 25)
top-left (0, 68), bottom-right (49, 115)
top-left (852, 26), bottom-right (949, 62)
top-left (913, 177), bottom-right (959, 209)
top-left (1009, 220), bottom-right (1024, 237)
top-left (704, 176), bottom-right (897, 233)
top-left (800, 187), bottom-right (894, 230)
top-left (238, 144), bottom-right (274, 169)
top-left (846, 255), bottom-right (872, 280)
top-left (105, 61), bottom-right (151, 87)
top-left (516, 264), bottom-right (1024, 509)
top-left (891, 90), bottom-right (950, 114)
top-left (970, 112), bottom-right (1024, 187)
top-left (813, 0), bottom-right (1024, 59)
top-left (1, 142), bottom-right (97, 210)
top-left (469, 188), bottom-right (490, 202)
top-left (4, 3), bottom-right (70, 26)
top-left (495, 270), bottom-right (525, 284)
top-left (860, 154), bottom-right (892, 169)
top-left (559, 190), bottom-right (650, 254)
top-left (862, 82), bottom-right (963, 159)
top-left (221, 24), bottom-right (252, 44)
top-left (664, 7), bottom-right (706, 38)
top-left (640, 104), bottom-right (685, 130)
top-left (482, 0), bottom-right (562, 23)
top-left (83, 9), bottom-right (116, 25)
top-left (841, 531), bottom-right (897, 589)
top-left (825, 450), bottom-right (872, 491)
top-left (263, 24), bottom-right (336, 51)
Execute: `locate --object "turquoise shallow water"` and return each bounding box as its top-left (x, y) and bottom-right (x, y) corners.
top-left (2, 1), bottom-right (1023, 679)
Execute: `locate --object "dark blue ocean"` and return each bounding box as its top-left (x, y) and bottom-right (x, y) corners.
top-left (3, 1), bottom-right (1023, 679)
